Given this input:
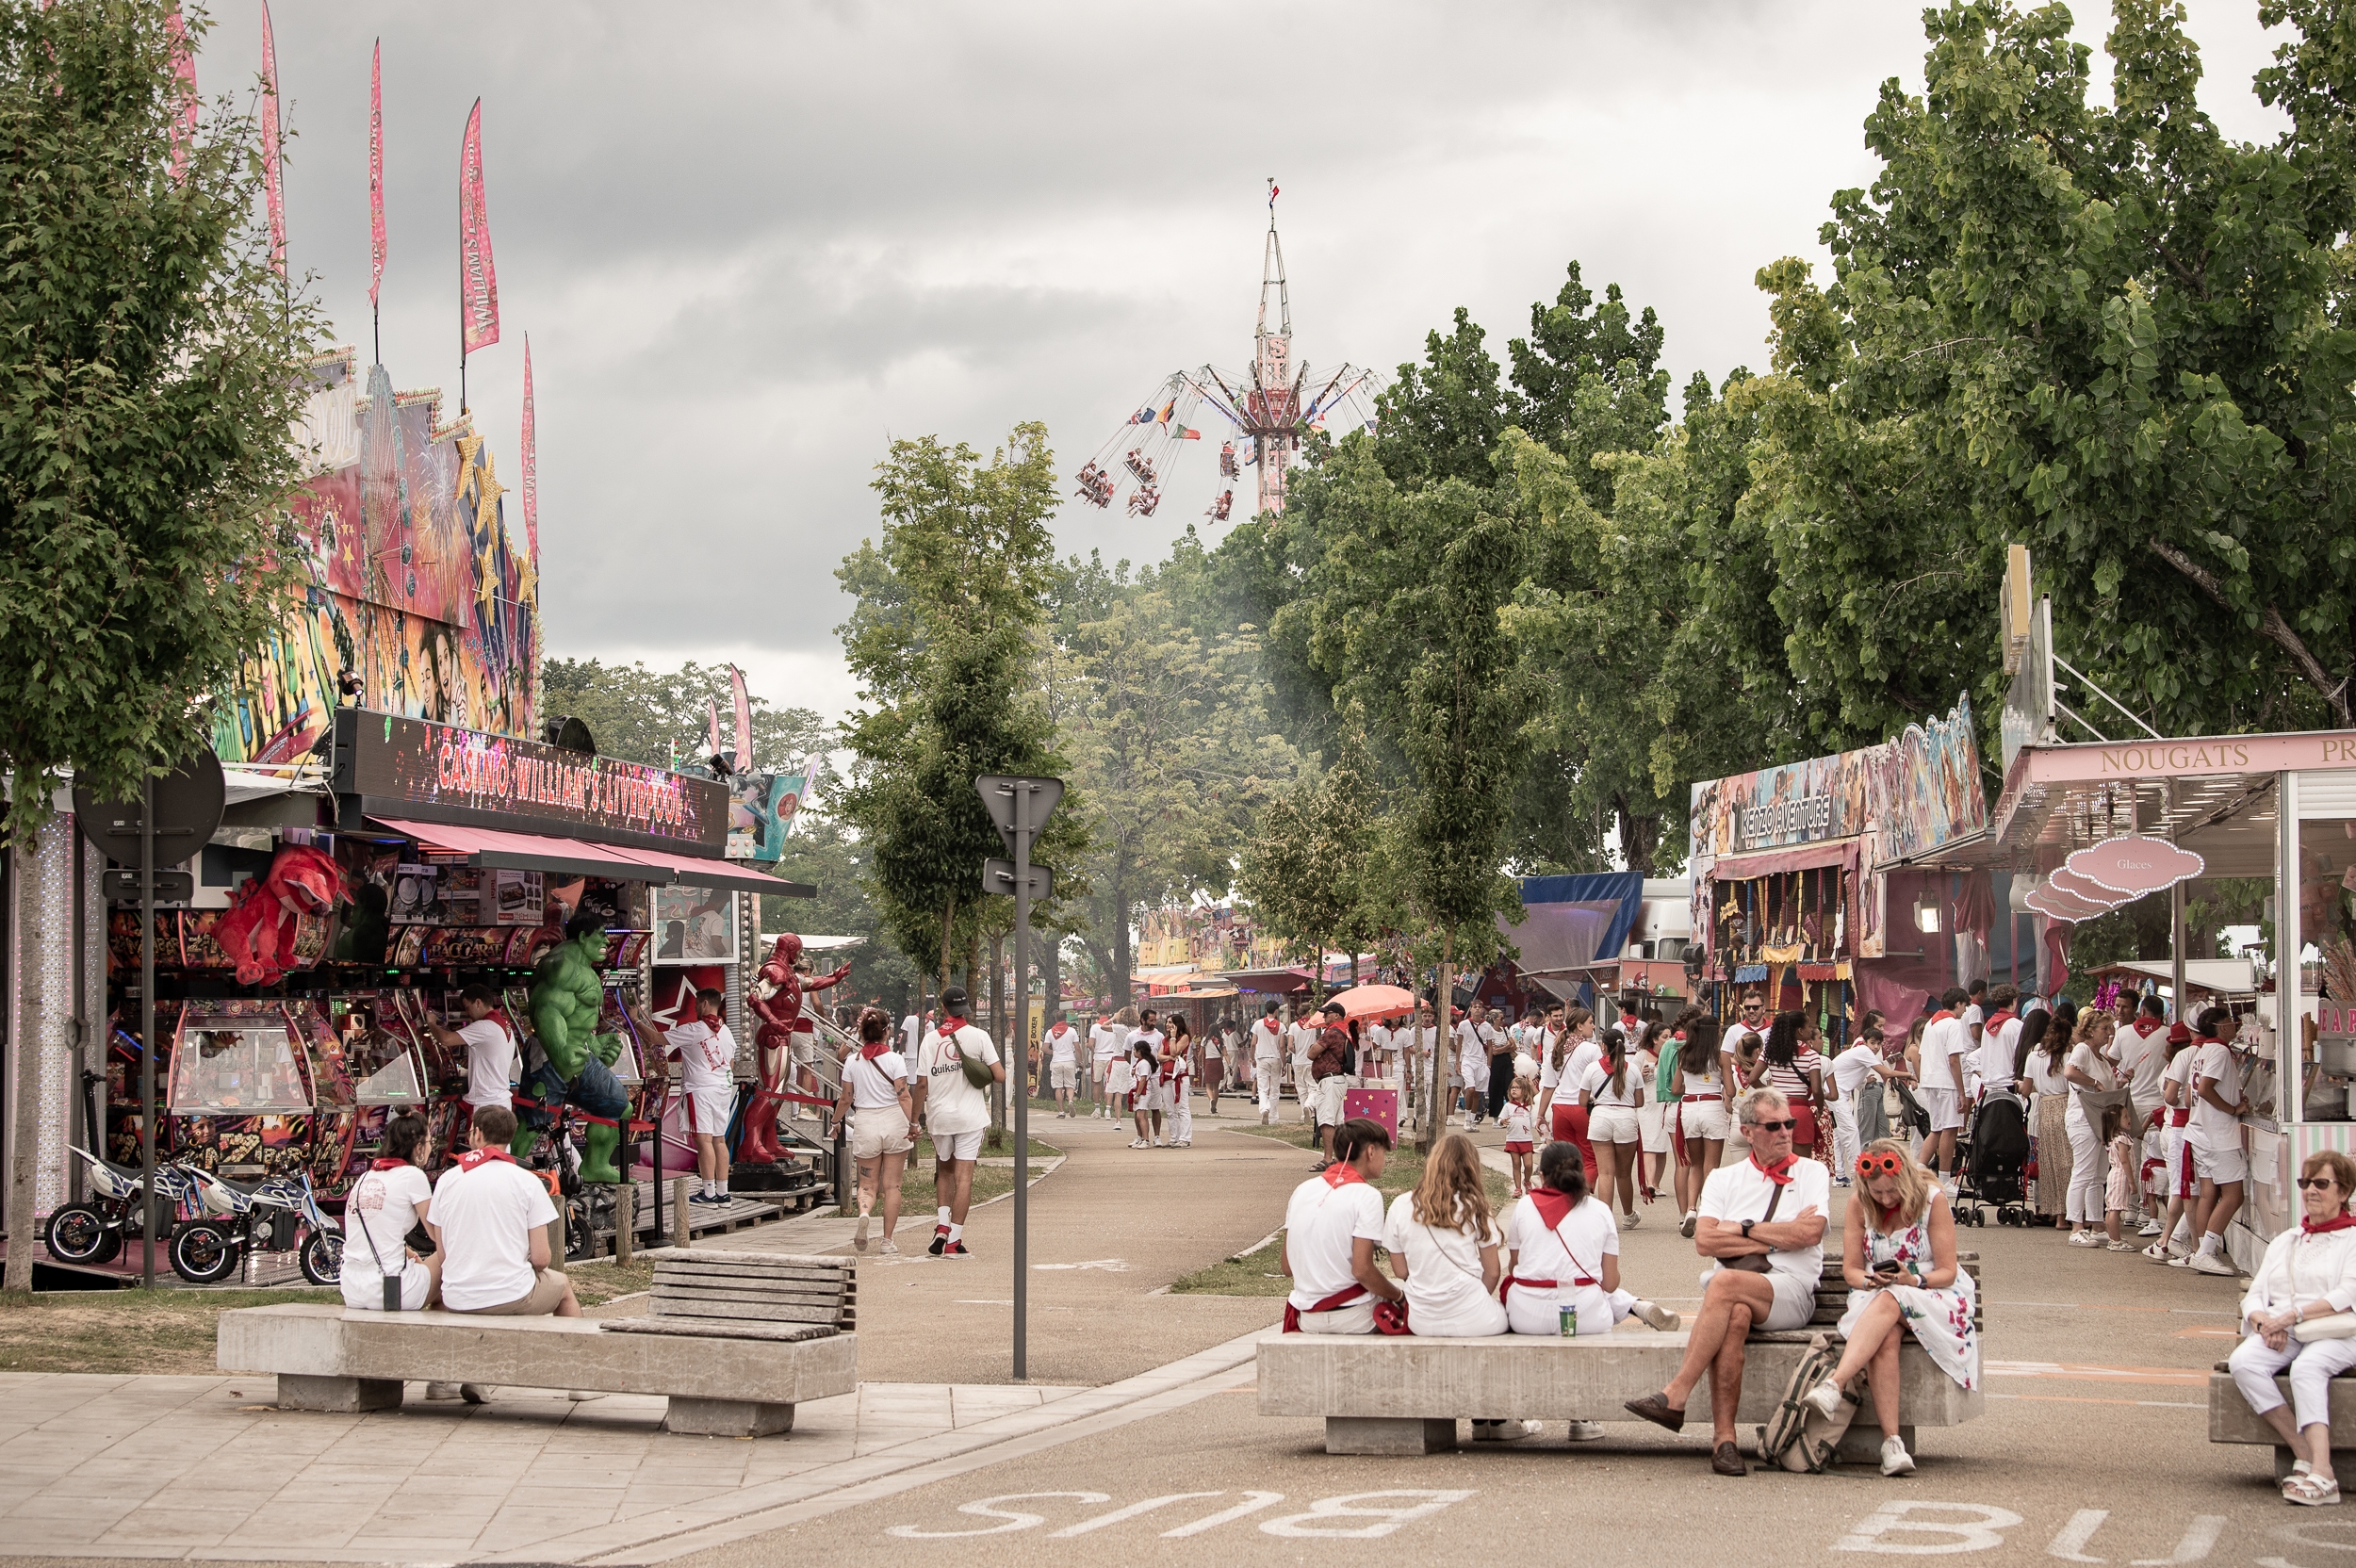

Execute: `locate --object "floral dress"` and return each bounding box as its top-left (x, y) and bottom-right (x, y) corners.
top-left (1836, 1186), bottom-right (1979, 1393)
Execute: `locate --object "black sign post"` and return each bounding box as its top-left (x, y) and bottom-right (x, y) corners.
top-left (975, 776), bottom-right (1061, 1380)
top-left (74, 754), bottom-right (225, 1289)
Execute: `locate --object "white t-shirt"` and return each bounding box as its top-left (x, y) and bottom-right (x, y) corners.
top-left (1540, 1037), bottom-right (1601, 1092)
top-left (1975, 1013), bottom-right (2021, 1089)
top-left (1090, 1022), bottom-right (1123, 1066)
top-left (2116, 1021), bottom-right (2171, 1105)
top-left (1284, 1171), bottom-right (1385, 1313)
top-left (459, 1019), bottom-right (515, 1109)
top-left (1499, 1102), bottom-right (1536, 1143)
top-left (2188, 1041), bottom-right (2245, 1147)
top-left (2066, 1041), bottom-right (2120, 1119)
top-left (845, 1050), bottom-right (908, 1110)
top-left (1579, 1058), bottom-right (1644, 1108)
top-left (1920, 1013), bottom-right (1969, 1092)
top-left (2163, 1046), bottom-right (2198, 1122)
top-left (1722, 1021), bottom-right (1766, 1068)
top-left (1288, 1021), bottom-right (1319, 1066)
top-left (1697, 1156), bottom-right (1830, 1291)
top-left (918, 1024), bottom-right (999, 1135)
top-left (1382, 1192), bottom-right (1504, 1336)
top-left (1400, 1025), bottom-right (1439, 1061)
top-left (1830, 1042), bottom-right (1883, 1101)
top-left (1046, 1024), bottom-right (1078, 1067)
top-left (1964, 1003), bottom-right (1986, 1042)
top-left (2027, 1049), bottom-right (2069, 1097)
top-left (431, 1156), bottom-right (557, 1312)
top-left (341, 1163), bottom-right (432, 1282)
top-left (1251, 1018), bottom-right (1284, 1060)
top-left (1506, 1191), bottom-right (1620, 1284)
top-left (1514, 1049), bottom-right (1540, 1083)
top-left (1362, 1022), bottom-right (1392, 1065)
top-left (666, 1021), bottom-right (736, 1092)
top-left (1455, 1020), bottom-right (1495, 1075)
top-left (902, 1014), bottom-right (924, 1054)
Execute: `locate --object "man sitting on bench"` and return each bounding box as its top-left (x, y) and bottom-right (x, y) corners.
top-left (1625, 1086), bottom-right (1828, 1475)
top-left (431, 1104), bottom-right (581, 1320)
top-left (1280, 1118), bottom-right (1400, 1333)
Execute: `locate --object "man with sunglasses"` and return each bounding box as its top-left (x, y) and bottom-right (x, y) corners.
top-left (1724, 991), bottom-right (1769, 1086)
top-left (1626, 1086), bottom-right (1829, 1475)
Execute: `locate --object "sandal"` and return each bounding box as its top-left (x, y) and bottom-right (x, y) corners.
top-left (2286, 1472), bottom-right (2342, 1507)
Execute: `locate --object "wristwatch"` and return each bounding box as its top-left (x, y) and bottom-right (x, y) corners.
top-left (1741, 1219), bottom-right (1757, 1240)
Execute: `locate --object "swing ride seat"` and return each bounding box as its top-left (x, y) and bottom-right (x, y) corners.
top-left (2207, 1362), bottom-right (2356, 1479)
top-left (220, 1294), bottom-right (857, 1439)
top-left (1259, 1257), bottom-right (1985, 1456)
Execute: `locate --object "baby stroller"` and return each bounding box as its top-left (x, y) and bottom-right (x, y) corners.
top-left (1961, 1086), bottom-right (2033, 1228)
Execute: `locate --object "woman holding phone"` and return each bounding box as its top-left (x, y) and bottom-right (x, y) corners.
top-left (1800, 1137), bottom-right (1978, 1477)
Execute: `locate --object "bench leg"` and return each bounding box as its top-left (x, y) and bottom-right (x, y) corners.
top-left (276, 1374), bottom-right (404, 1413)
top-left (1833, 1422), bottom-right (1911, 1466)
top-left (665, 1396), bottom-right (795, 1438)
top-left (1324, 1417), bottom-right (1456, 1456)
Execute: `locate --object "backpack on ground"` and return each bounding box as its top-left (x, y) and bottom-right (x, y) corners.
top-left (1757, 1332), bottom-right (1857, 1473)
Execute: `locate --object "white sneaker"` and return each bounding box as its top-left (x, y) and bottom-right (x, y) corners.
top-left (423, 1381), bottom-right (464, 1401)
top-left (1129, 1138), bottom-right (1148, 1150)
top-left (1471, 1419), bottom-right (1542, 1442)
top-left (2141, 1241), bottom-right (2171, 1261)
top-left (1153, 1137), bottom-right (1165, 1148)
top-left (2068, 1229), bottom-right (2102, 1247)
top-left (1803, 1379), bottom-right (1845, 1422)
top-left (1881, 1435), bottom-right (1916, 1477)
top-left (2187, 1250), bottom-right (2237, 1276)
top-left (1623, 1210), bottom-right (1641, 1230)
top-left (1632, 1299), bottom-right (1681, 1332)
top-left (855, 1214), bottom-right (870, 1253)
top-left (878, 1237), bottom-right (900, 1255)
top-left (1679, 1210), bottom-right (1698, 1239)
top-left (2139, 1218), bottom-right (2164, 1236)
top-left (1566, 1419), bottom-right (1605, 1442)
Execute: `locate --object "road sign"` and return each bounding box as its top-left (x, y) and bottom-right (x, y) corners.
top-left (102, 870), bottom-right (194, 904)
top-left (73, 752), bottom-right (226, 865)
top-left (983, 858), bottom-right (1052, 899)
top-left (975, 776), bottom-right (1062, 855)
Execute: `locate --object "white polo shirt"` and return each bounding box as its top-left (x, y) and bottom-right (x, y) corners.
top-left (2187, 1041), bottom-right (2245, 1149)
top-left (1251, 1017), bottom-right (1284, 1061)
top-left (1974, 1011), bottom-right (2021, 1090)
top-left (2116, 1020), bottom-right (2171, 1105)
top-left (1697, 1155), bottom-right (1831, 1292)
top-left (1283, 1170), bottom-right (1385, 1314)
top-left (431, 1156), bottom-right (558, 1312)
top-left (1920, 1012), bottom-right (1969, 1094)
top-left (1089, 1021), bottom-right (1122, 1068)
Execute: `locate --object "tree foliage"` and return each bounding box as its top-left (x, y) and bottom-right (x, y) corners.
top-left (0, 0), bottom-right (321, 841)
top-left (541, 656), bottom-right (827, 775)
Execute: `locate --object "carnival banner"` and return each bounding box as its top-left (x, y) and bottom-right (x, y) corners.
top-left (368, 40), bottom-right (385, 308)
top-left (726, 768), bottom-right (808, 862)
top-left (259, 2), bottom-right (285, 275)
top-left (519, 335), bottom-right (537, 577)
top-left (459, 100), bottom-right (499, 353)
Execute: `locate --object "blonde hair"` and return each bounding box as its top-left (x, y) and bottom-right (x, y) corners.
top-left (2070, 1008), bottom-right (2113, 1049)
top-left (1411, 1133), bottom-right (1496, 1238)
top-left (1858, 1136), bottom-right (1935, 1229)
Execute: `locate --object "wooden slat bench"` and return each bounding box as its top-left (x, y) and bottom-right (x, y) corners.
top-left (2208, 1360), bottom-right (2356, 1478)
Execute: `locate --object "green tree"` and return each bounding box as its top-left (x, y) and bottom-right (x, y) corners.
top-left (832, 425), bottom-right (1086, 995)
top-left (1739, 0), bottom-right (2356, 752)
top-left (755, 819), bottom-right (922, 1016)
top-left (1234, 727), bottom-right (1379, 996)
top-left (0, 0), bottom-right (321, 841)
top-left (540, 656), bottom-right (827, 775)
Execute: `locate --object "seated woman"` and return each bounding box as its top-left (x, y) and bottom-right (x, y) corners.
top-left (2229, 1149), bottom-right (2356, 1507)
top-left (1804, 1138), bottom-right (1979, 1477)
top-left (1381, 1134), bottom-right (1530, 1440)
top-left (340, 1112), bottom-right (438, 1312)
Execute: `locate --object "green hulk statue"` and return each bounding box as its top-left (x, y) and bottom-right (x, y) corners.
top-left (514, 910), bottom-right (630, 1183)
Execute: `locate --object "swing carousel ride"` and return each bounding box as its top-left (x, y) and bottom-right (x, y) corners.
top-left (1075, 182), bottom-right (1380, 524)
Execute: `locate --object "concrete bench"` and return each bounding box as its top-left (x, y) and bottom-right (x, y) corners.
top-left (217, 1303), bottom-right (857, 1437)
top-left (2208, 1363), bottom-right (2356, 1479)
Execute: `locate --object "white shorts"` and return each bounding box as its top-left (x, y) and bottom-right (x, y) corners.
top-left (791, 1033), bottom-right (817, 1065)
top-left (1676, 1100), bottom-right (1731, 1143)
top-left (1920, 1086), bottom-right (1965, 1133)
top-left (1706, 1264), bottom-right (1815, 1331)
top-left (686, 1085), bottom-right (736, 1136)
top-left (931, 1127), bottom-right (985, 1163)
top-left (2190, 1138), bottom-right (2248, 1185)
top-left (1639, 1100), bottom-right (1670, 1153)
top-left (1589, 1104), bottom-right (1643, 1145)
top-left (850, 1105), bottom-right (912, 1161)
top-left (1050, 1061), bottom-right (1077, 1090)
top-left (1315, 1074), bottom-right (1350, 1126)
top-left (1291, 1301), bottom-right (1377, 1335)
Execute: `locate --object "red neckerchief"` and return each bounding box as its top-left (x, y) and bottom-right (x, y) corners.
top-left (2305, 1214), bottom-right (2356, 1236)
top-left (1985, 1009), bottom-right (2017, 1030)
top-left (458, 1148), bottom-right (515, 1172)
top-left (368, 1157), bottom-right (410, 1172)
top-left (859, 1037), bottom-right (893, 1061)
top-left (1530, 1187), bottom-right (1577, 1227)
top-left (1321, 1163), bottom-right (1367, 1189)
top-left (2131, 1018), bottom-right (2164, 1037)
top-left (1750, 1152), bottom-right (1797, 1185)
top-left (1929, 1010), bottom-right (1955, 1024)
top-left (941, 1015), bottom-right (969, 1034)
top-left (485, 1006), bottom-right (515, 1036)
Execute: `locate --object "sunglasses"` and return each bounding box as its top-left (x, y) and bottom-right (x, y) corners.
top-left (1752, 1118), bottom-right (1797, 1132)
top-left (1857, 1152), bottom-right (1906, 1177)
top-left (2298, 1177), bottom-right (2344, 1192)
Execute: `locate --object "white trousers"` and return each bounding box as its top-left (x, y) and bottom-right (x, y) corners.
top-left (1294, 1060), bottom-right (1316, 1121)
top-left (2066, 1108), bottom-right (2105, 1224)
top-left (2230, 1331), bottom-right (2356, 1430)
top-left (1829, 1098), bottom-right (1861, 1178)
top-left (1170, 1091), bottom-right (1193, 1143)
top-left (1256, 1057), bottom-right (1283, 1117)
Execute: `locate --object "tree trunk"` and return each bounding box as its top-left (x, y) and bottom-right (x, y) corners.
top-left (938, 896), bottom-right (958, 1000)
top-left (1423, 928), bottom-right (1452, 1154)
top-left (1043, 922), bottom-right (1062, 1035)
top-left (1617, 798), bottom-right (1660, 879)
top-left (1112, 888), bottom-right (1133, 1016)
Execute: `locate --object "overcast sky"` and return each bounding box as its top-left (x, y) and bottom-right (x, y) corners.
top-left (189, 1), bottom-right (2292, 727)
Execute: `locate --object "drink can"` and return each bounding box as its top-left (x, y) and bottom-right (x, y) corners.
top-left (1560, 1304), bottom-right (1578, 1338)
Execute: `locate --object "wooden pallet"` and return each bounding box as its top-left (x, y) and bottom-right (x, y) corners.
top-left (640, 1248), bottom-right (856, 1332)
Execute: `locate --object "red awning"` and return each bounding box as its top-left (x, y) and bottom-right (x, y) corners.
top-left (637, 850), bottom-right (814, 899)
top-left (1706, 841), bottom-right (1861, 881)
top-left (369, 818), bottom-right (675, 883)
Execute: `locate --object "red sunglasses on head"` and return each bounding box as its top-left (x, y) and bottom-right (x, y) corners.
top-left (1856, 1152), bottom-right (1906, 1178)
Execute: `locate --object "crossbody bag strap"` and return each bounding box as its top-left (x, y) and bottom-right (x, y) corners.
top-left (351, 1173), bottom-right (399, 1277)
top-left (1759, 1181), bottom-right (1784, 1226)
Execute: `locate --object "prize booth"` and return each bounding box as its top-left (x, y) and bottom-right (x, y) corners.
top-left (79, 710), bottom-right (803, 1283)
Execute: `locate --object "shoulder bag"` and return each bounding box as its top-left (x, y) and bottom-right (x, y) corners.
top-left (1721, 1181), bottom-right (1784, 1274)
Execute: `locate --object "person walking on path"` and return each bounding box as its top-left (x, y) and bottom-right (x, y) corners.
top-left (2021, 1009), bottom-right (2072, 1222)
top-left (1499, 1081), bottom-right (1537, 1195)
top-left (1109, 1042), bottom-right (1142, 1147)
top-left (1205, 1016), bottom-right (1233, 1115)
top-left (839, 1008), bottom-right (914, 1255)
top-left (2149, 1021), bottom-right (2200, 1260)
top-left (1801, 1138), bottom-right (1979, 1477)
top-left (1280, 1118), bottom-right (1399, 1334)
top-left (910, 986), bottom-right (1004, 1258)
top-left (1309, 1000), bottom-right (1351, 1168)
top-left (1829, 1009), bottom-right (1892, 1176)
top-left (1484, 1007), bottom-right (1516, 1122)
top-left (1043, 1012), bottom-right (1081, 1119)
top-left (1088, 1012), bottom-right (1125, 1118)
top-left (1581, 1027), bottom-right (1646, 1226)
top-left (1453, 1000), bottom-right (1495, 1129)
top-left (1671, 1018), bottom-right (1732, 1237)
top-left (1252, 1001), bottom-right (1285, 1125)
top-left (1626, 1086), bottom-right (1829, 1475)
top-left (1164, 1017), bottom-right (1197, 1147)
top-left (1636, 1021), bottom-right (1672, 1203)
top-left (1535, 1006), bottom-right (1600, 1182)
top-left (1759, 1011), bottom-right (1828, 1159)
top-left (1918, 987), bottom-right (1972, 1181)
top-left (2227, 1148), bottom-right (2356, 1506)
top-left (1399, 1002), bottom-right (1440, 1135)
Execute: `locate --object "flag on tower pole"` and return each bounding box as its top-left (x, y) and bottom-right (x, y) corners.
top-left (706, 699), bottom-right (725, 769)
top-left (730, 665), bottom-right (754, 770)
top-left (368, 41), bottom-right (385, 335)
top-left (259, 2), bottom-right (285, 275)
top-left (458, 98), bottom-right (499, 408)
top-left (165, 5), bottom-right (197, 184)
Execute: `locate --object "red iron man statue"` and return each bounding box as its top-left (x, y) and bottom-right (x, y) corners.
top-left (741, 933), bottom-right (852, 1165)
